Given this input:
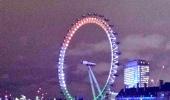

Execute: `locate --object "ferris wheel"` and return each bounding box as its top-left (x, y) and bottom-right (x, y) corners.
top-left (58, 13), bottom-right (120, 100)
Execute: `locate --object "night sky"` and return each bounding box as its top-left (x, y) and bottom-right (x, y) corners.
top-left (1, 0), bottom-right (170, 99)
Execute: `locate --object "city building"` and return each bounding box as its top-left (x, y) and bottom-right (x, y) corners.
top-left (124, 59), bottom-right (149, 88)
top-left (116, 80), bottom-right (170, 100)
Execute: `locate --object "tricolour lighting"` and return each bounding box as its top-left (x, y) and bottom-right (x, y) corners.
top-left (58, 14), bottom-right (119, 99)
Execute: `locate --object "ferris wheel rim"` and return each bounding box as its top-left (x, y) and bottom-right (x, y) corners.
top-left (58, 14), bottom-right (119, 99)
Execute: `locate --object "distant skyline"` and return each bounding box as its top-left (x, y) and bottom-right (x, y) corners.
top-left (1, 0), bottom-right (170, 99)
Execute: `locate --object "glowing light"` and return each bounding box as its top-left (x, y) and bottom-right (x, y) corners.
top-left (58, 14), bottom-right (119, 99)
top-left (117, 97), bottom-right (156, 100)
top-left (124, 60), bottom-right (150, 88)
top-left (162, 65), bottom-right (165, 69)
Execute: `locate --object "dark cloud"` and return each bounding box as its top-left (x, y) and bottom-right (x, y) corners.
top-left (1, 0), bottom-right (170, 98)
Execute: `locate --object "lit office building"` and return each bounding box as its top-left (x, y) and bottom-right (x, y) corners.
top-left (124, 59), bottom-right (150, 88)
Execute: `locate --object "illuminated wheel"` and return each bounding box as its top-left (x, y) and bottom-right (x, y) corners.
top-left (58, 13), bottom-right (119, 99)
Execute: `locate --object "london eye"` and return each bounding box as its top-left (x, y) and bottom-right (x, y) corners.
top-left (58, 13), bottom-right (119, 99)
